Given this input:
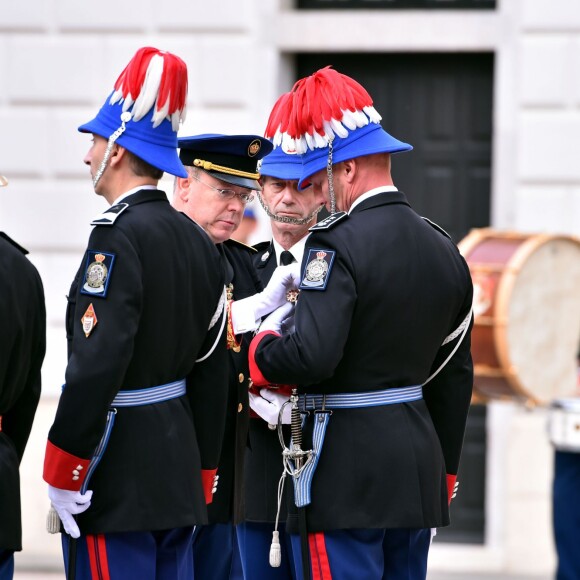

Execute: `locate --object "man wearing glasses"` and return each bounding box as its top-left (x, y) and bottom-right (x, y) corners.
top-left (173, 134), bottom-right (300, 579)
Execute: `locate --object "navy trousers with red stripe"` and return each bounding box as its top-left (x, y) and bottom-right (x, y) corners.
top-left (289, 528), bottom-right (431, 580)
top-left (61, 527), bottom-right (195, 580)
top-left (553, 450), bottom-right (580, 580)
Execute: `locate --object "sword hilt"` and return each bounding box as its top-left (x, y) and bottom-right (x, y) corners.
top-left (290, 389), bottom-right (303, 468)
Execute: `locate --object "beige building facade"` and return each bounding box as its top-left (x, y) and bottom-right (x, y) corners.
top-left (2, 0), bottom-right (579, 576)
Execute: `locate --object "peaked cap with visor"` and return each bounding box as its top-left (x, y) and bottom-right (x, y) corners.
top-left (178, 133), bottom-right (273, 191)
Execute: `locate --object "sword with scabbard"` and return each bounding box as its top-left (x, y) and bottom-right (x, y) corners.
top-left (47, 508), bottom-right (78, 580)
top-left (275, 388), bottom-right (313, 580)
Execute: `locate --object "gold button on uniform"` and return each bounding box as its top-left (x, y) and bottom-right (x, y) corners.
top-left (238, 373), bottom-right (244, 383)
top-left (237, 403), bottom-right (243, 413)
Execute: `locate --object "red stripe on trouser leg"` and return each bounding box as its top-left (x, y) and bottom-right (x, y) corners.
top-left (87, 534), bottom-right (111, 580)
top-left (308, 532), bottom-right (333, 580)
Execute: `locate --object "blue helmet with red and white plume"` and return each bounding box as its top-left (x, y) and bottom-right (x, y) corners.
top-left (79, 47), bottom-right (188, 181)
top-left (264, 67), bottom-right (412, 193)
top-left (258, 147), bottom-right (303, 181)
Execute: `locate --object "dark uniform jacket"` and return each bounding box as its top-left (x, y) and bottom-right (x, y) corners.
top-left (207, 239), bottom-right (263, 525)
top-left (0, 233), bottom-right (46, 551)
top-left (251, 190), bottom-right (474, 533)
top-left (44, 189), bottom-right (228, 534)
top-left (244, 241), bottom-right (292, 524)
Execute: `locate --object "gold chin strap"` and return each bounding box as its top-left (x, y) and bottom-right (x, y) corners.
top-left (0, 175), bottom-right (8, 187)
top-left (193, 158), bottom-right (260, 180)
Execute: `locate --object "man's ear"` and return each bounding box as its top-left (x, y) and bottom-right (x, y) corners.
top-left (109, 145), bottom-right (126, 168)
top-left (175, 176), bottom-right (191, 201)
top-left (342, 159), bottom-right (357, 183)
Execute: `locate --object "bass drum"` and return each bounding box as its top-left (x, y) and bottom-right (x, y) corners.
top-left (458, 229), bottom-right (580, 406)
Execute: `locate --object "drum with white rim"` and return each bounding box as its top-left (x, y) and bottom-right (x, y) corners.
top-left (458, 229), bottom-right (580, 406)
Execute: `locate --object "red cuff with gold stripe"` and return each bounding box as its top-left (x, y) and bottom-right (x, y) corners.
top-left (248, 330), bottom-right (280, 387)
top-left (201, 468), bottom-right (218, 504)
top-left (43, 440), bottom-right (90, 491)
top-left (446, 473), bottom-right (457, 505)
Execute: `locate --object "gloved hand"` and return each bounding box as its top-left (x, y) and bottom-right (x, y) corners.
top-left (258, 302), bottom-right (294, 335)
top-left (48, 485), bottom-right (93, 539)
top-left (249, 388), bottom-right (291, 426)
top-left (230, 263), bottom-right (301, 334)
top-left (256, 262), bottom-right (301, 316)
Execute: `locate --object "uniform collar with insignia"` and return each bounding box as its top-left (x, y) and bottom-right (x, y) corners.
top-left (348, 185), bottom-right (398, 214)
top-left (225, 238), bottom-right (258, 253)
top-left (309, 211), bottom-right (348, 232)
top-left (272, 236), bottom-right (307, 266)
top-left (90, 186), bottom-right (161, 226)
top-left (111, 184), bottom-right (158, 206)
top-left (0, 232), bottom-right (29, 255)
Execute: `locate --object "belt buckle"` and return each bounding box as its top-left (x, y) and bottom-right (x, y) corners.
top-left (314, 394), bottom-right (333, 422)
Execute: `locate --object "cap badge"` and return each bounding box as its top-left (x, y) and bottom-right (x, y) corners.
top-left (248, 139), bottom-right (261, 157)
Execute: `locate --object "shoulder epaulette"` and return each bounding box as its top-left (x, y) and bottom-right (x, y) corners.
top-left (309, 211), bottom-right (348, 232)
top-left (226, 238), bottom-right (258, 253)
top-left (0, 232), bottom-right (29, 255)
top-left (91, 203), bottom-right (129, 226)
top-left (252, 240), bottom-right (271, 252)
top-left (422, 217), bottom-right (451, 240)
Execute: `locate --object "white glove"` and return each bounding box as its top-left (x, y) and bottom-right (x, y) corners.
top-left (249, 388), bottom-right (291, 425)
top-left (48, 485), bottom-right (93, 539)
top-left (230, 263), bottom-right (301, 334)
top-left (258, 302), bottom-right (294, 334)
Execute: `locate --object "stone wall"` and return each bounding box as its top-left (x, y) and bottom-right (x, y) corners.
top-left (2, 0), bottom-right (577, 575)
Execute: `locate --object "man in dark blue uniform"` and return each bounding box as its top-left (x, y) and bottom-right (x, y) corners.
top-left (173, 134), bottom-right (300, 580)
top-left (249, 67), bottom-right (474, 580)
top-left (0, 174), bottom-right (46, 580)
top-left (43, 48), bottom-right (228, 580)
top-left (238, 147), bottom-right (324, 578)
top-left (552, 350), bottom-right (580, 580)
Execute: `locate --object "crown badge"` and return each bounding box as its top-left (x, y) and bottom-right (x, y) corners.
top-left (248, 139), bottom-right (261, 157)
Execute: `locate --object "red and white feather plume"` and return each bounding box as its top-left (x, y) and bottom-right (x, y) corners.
top-left (265, 66), bottom-right (382, 154)
top-left (109, 47), bottom-right (188, 131)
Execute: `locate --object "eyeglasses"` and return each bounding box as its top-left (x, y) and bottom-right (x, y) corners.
top-left (191, 172), bottom-right (254, 204)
